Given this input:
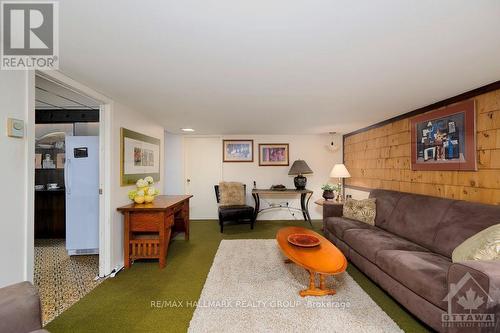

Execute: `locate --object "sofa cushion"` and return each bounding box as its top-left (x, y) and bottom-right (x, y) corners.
top-left (342, 198), bottom-right (377, 225)
top-left (369, 189), bottom-right (403, 228)
top-left (324, 216), bottom-right (375, 239)
top-left (376, 250), bottom-right (451, 310)
top-left (372, 191), bottom-right (454, 252)
top-left (432, 201), bottom-right (500, 258)
top-left (343, 228), bottom-right (429, 263)
top-left (451, 223), bottom-right (500, 262)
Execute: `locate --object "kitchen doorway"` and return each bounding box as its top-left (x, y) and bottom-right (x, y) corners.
top-left (33, 74), bottom-right (103, 324)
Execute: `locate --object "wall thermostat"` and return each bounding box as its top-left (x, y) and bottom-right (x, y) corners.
top-left (7, 118), bottom-right (24, 138)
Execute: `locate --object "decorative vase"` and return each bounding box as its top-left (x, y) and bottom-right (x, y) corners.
top-left (134, 196), bottom-right (145, 204)
top-left (322, 190), bottom-right (334, 200)
top-left (294, 175), bottom-right (307, 190)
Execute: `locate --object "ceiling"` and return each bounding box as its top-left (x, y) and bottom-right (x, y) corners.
top-left (58, 0), bottom-right (500, 134)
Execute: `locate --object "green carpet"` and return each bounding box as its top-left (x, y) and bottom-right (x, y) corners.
top-left (45, 220), bottom-right (430, 333)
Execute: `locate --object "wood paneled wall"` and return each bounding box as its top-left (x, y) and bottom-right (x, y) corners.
top-left (344, 89), bottom-right (500, 205)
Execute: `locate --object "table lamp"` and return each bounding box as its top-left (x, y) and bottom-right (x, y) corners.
top-left (329, 163), bottom-right (351, 201)
top-left (288, 160), bottom-right (313, 190)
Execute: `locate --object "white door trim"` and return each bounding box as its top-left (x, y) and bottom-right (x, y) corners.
top-left (24, 71), bottom-right (35, 282)
top-left (31, 70), bottom-right (114, 277)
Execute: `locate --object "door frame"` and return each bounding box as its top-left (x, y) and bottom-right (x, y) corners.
top-left (30, 70), bottom-right (113, 277)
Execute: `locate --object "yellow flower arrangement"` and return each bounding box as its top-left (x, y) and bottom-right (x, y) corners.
top-left (128, 177), bottom-right (159, 204)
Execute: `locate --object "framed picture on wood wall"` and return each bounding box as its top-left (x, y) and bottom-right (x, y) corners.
top-left (411, 100), bottom-right (476, 171)
top-left (258, 143), bottom-right (289, 166)
top-left (121, 128), bottom-right (161, 185)
top-left (223, 140), bottom-right (254, 162)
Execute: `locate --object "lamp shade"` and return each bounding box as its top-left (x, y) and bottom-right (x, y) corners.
top-left (288, 160), bottom-right (313, 175)
top-left (330, 164), bottom-right (351, 178)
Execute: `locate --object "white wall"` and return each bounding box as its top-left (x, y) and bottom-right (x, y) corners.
top-left (109, 103), bottom-right (164, 272)
top-left (164, 131), bottom-right (184, 195)
top-left (0, 71), bottom-right (165, 284)
top-left (345, 187), bottom-right (370, 200)
top-left (0, 71), bottom-right (35, 288)
top-left (184, 134), bottom-right (342, 220)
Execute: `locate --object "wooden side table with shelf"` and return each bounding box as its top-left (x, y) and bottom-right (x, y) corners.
top-left (315, 199), bottom-right (344, 232)
top-left (117, 195), bottom-right (192, 269)
top-left (314, 199), bottom-right (344, 218)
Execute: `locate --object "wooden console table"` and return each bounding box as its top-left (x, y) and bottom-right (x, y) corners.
top-left (252, 189), bottom-right (313, 227)
top-left (117, 195), bottom-right (192, 269)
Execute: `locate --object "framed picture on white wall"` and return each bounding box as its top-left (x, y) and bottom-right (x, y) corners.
top-left (258, 143), bottom-right (289, 166)
top-left (223, 140), bottom-right (254, 162)
top-left (120, 127), bottom-right (161, 185)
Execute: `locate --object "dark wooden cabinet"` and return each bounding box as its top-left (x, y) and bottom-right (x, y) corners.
top-left (35, 190), bottom-right (66, 238)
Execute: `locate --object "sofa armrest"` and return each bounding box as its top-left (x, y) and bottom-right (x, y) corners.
top-left (0, 282), bottom-right (42, 333)
top-left (323, 203), bottom-right (343, 219)
top-left (447, 261), bottom-right (500, 329)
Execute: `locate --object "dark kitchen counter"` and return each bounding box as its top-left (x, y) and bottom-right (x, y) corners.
top-left (35, 187), bottom-right (65, 193)
top-left (35, 188), bottom-right (65, 238)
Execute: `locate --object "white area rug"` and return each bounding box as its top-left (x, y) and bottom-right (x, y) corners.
top-left (189, 239), bottom-right (402, 333)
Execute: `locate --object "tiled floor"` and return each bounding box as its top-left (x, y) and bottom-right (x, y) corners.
top-left (34, 239), bottom-right (103, 325)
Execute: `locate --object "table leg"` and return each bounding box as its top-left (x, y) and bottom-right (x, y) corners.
top-left (299, 270), bottom-right (336, 297)
top-left (164, 223), bottom-right (172, 265)
top-left (124, 212), bottom-right (131, 269)
top-left (305, 192), bottom-right (313, 227)
top-left (252, 193), bottom-right (260, 222)
top-left (300, 193), bottom-right (313, 227)
top-left (183, 201), bottom-right (190, 240)
top-left (300, 193), bottom-right (308, 220)
top-left (159, 213), bottom-right (166, 269)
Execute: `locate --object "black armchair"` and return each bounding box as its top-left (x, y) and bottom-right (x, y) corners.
top-left (214, 184), bottom-right (255, 233)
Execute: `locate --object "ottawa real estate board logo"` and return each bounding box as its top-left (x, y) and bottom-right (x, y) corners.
top-left (1, 1), bottom-right (58, 70)
top-left (442, 272), bottom-right (498, 329)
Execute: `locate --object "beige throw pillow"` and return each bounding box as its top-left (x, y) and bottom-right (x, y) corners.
top-left (219, 182), bottom-right (245, 206)
top-left (452, 224), bottom-right (500, 263)
top-left (343, 198), bottom-right (376, 225)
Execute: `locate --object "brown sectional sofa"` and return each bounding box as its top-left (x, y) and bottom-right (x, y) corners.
top-left (323, 189), bottom-right (500, 333)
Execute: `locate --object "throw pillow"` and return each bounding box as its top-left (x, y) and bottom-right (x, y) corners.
top-left (219, 182), bottom-right (245, 206)
top-left (452, 224), bottom-right (500, 263)
top-left (343, 198), bottom-right (376, 225)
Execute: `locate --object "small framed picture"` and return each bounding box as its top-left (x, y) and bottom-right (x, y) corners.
top-left (259, 143), bottom-right (289, 166)
top-left (223, 140), bottom-right (253, 162)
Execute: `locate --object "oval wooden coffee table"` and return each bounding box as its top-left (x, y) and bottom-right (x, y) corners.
top-left (276, 226), bottom-right (348, 297)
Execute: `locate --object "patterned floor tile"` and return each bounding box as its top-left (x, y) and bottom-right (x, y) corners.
top-left (34, 239), bottom-right (103, 325)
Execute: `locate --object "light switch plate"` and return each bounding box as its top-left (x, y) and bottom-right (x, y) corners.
top-left (7, 118), bottom-right (24, 138)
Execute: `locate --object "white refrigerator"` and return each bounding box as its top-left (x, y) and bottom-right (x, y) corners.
top-left (65, 136), bottom-right (99, 255)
